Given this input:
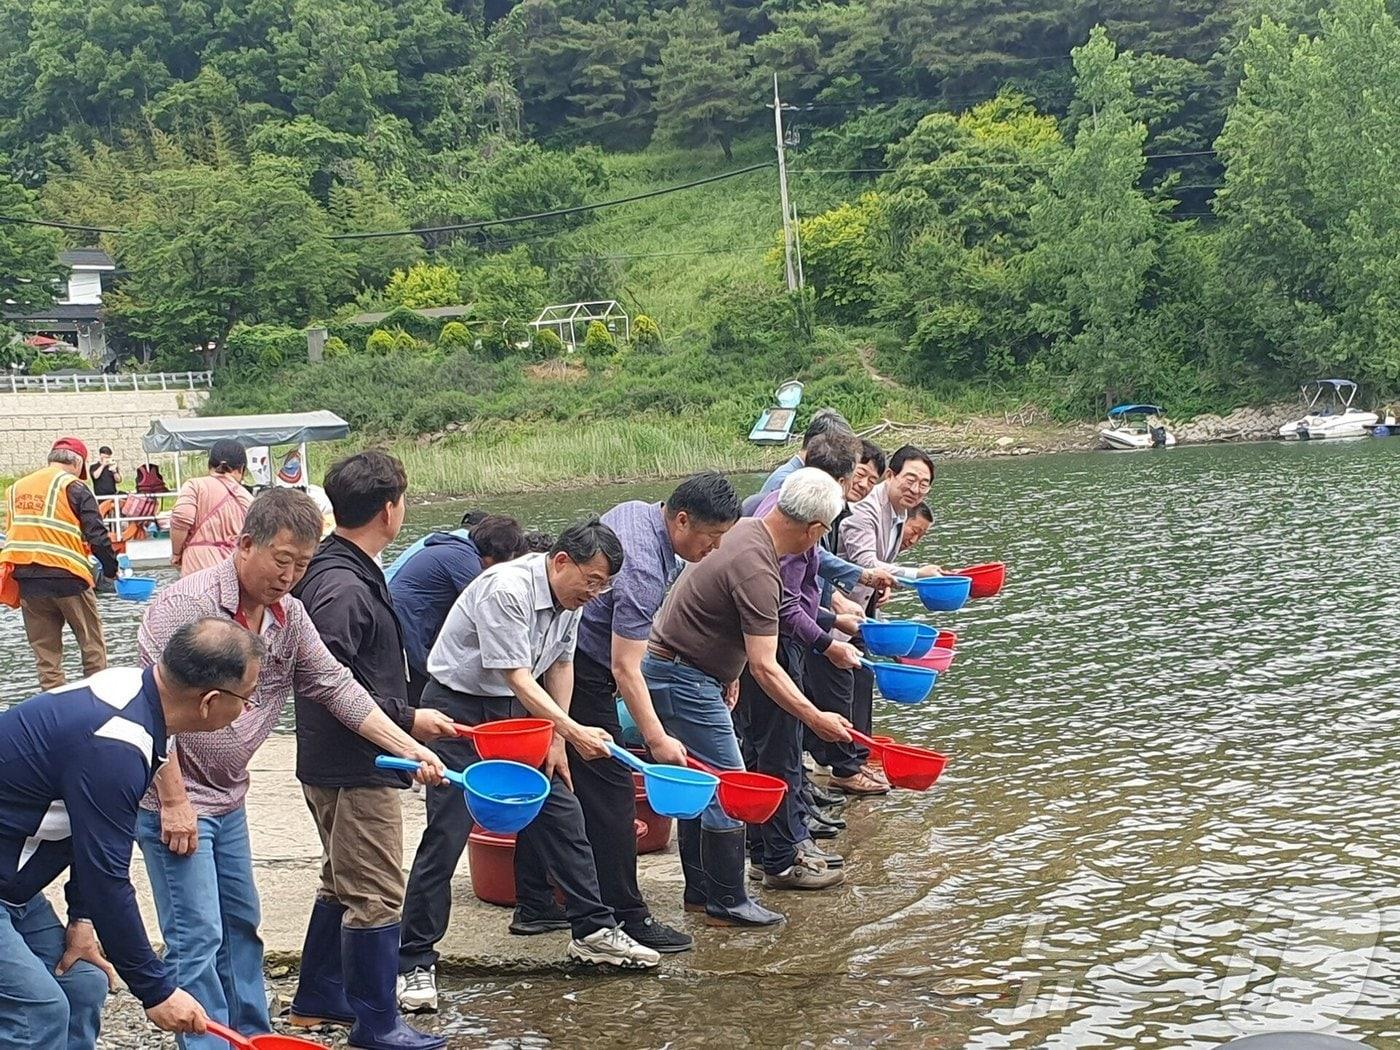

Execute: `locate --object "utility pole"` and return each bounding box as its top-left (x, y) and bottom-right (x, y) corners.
top-left (772, 73), bottom-right (799, 293)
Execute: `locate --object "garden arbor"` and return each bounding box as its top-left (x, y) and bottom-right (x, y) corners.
top-left (528, 301), bottom-right (630, 351)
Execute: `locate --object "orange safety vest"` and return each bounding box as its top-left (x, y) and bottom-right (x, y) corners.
top-left (0, 465), bottom-right (96, 588)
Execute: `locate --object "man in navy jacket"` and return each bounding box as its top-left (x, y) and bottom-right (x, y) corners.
top-left (389, 515), bottom-right (528, 703)
top-left (0, 617), bottom-right (262, 1050)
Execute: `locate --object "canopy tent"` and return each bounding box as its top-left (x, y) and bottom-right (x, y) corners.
top-left (142, 411), bottom-right (350, 453)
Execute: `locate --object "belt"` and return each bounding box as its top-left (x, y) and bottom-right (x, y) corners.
top-left (646, 642), bottom-right (681, 663)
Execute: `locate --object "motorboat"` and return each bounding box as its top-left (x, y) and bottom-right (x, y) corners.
top-left (1278, 379), bottom-right (1378, 440)
top-left (748, 379), bottom-right (804, 444)
top-left (1099, 404), bottom-right (1176, 450)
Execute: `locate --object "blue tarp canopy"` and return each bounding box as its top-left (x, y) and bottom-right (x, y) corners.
top-left (1108, 404), bottom-right (1163, 417)
top-left (142, 411), bottom-right (350, 453)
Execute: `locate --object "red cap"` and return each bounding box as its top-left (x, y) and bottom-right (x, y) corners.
top-left (50, 437), bottom-right (90, 480)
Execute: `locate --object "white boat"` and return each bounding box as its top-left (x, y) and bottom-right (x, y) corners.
top-left (1099, 404), bottom-right (1176, 450)
top-left (114, 411), bottom-right (349, 569)
top-left (1278, 379), bottom-right (1378, 440)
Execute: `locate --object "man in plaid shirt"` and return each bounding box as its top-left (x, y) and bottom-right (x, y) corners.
top-left (134, 488), bottom-right (445, 1050)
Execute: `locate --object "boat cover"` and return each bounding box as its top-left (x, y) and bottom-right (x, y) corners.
top-left (143, 411), bottom-right (350, 453)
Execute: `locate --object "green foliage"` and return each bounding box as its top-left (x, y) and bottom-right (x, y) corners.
top-left (384, 262), bottom-right (466, 309)
top-left (94, 157), bottom-right (349, 360)
top-left (467, 247), bottom-right (549, 323)
top-left (631, 314), bottom-right (663, 353)
top-left (437, 321), bottom-right (472, 350)
top-left (533, 327), bottom-right (565, 358)
top-left (646, 1), bottom-right (762, 160)
top-left (0, 170), bottom-right (61, 309)
top-left (225, 323), bottom-right (306, 372)
top-left (581, 319), bottom-right (617, 360)
top-left (1027, 28), bottom-right (1170, 407)
top-left (792, 195), bottom-right (886, 320)
top-left (1215, 0), bottom-right (1400, 389)
top-left (323, 335), bottom-right (350, 359)
top-left (365, 329), bottom-right (396, 355)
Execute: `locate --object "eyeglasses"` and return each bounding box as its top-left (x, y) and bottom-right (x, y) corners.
top-left (571, 559), bottom-right (613, 596)
top-left (212, 687), bottom-right (260, 710)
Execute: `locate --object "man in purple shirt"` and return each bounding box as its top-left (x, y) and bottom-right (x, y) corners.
top-left (743, 435), bottom-right (867, 889)
top-left (543, 473), bottom-right (740, 953)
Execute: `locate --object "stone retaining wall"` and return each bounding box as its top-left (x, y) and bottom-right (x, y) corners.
top-left (1175, 402), bottom-right (1297, 444)
top-left (0, 388), bottom-right (207, 477)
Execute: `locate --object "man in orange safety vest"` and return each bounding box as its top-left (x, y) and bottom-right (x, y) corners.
top-left (0, 437), bottom-right (120, 689)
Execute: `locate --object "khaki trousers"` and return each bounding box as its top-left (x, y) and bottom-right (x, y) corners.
top-left (302, 785), bottom-right (405, 928)
top-left (20, 590), bottom-right (107, 691)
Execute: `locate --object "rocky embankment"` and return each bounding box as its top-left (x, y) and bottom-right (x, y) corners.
top-left (1173, 403), bottom-right (1297, 444)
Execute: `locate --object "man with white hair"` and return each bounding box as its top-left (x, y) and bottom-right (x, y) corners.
top-left (645, 468), bottom-right (853, 928)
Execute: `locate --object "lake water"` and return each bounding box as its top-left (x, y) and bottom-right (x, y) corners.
top-left (3, 439), bottom-right (1398, 1047)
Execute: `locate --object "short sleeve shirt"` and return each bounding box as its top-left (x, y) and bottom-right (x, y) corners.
top-left (426, 553), bottom-right (580, 697)
top-left (576, 501), bottom-right (679, 666)
top-left (649, 517), bottom-right (780, 683)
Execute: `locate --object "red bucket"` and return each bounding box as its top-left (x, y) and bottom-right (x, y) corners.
top-left (898, 646), bottom-right (955, 674)
top-left (455, 717), bottom-right (554, 767)
top-left (881, 742), bottom-right (949, 791)
top-left (207, 1020), bottom-right (326, 1048)
top-left (955, 562), bottom-right (1005, 599)
top-left (935, 629), bottom-right (957, 650)
top-left (866, 735), bottom-right (895, 768)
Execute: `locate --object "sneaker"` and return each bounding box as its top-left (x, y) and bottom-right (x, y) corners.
top-left (763, 855), bottom-right (845, 891)
top-left (829, 772), bottom-right (889, 796)
top-left (567, 926), bottom-right (661, 969)
top-left (622, 916), bottom-right (694, 954)
top-left (509, 904), bottom-right (571, 936)
top-left (397, 966), bottom-right (438, 1013)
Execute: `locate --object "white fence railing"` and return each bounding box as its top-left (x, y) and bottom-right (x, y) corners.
top-left (4, 371), bottom-right (213, 394)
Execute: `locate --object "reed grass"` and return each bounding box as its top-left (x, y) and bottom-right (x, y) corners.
top-left (309, 416), bottom-right (777, 497)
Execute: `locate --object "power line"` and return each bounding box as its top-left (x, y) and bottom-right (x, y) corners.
top-left (0, 214), bottom-right (126, 234)
top-left (329, 162), bottom-right (772, 241)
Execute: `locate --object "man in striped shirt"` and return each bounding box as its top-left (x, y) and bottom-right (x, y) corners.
top-left (135, 489), bottom-right (446, 1050)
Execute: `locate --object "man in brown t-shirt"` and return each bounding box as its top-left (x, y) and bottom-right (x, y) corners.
top-left (644, 468), bottom-right (852, 928)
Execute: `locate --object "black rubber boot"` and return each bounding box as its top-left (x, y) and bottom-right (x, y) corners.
top-left (343, 923), bottom-right (446, 1050)
top-left (288, 897), bottom-right (355, 1028)
top-left (701, 826), bottom-right (784, 927)
top-left (678, 818), bottom-right (707, 913)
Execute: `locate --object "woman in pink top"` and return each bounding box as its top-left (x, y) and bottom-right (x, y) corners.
top-left (170, 439), bottom-right (254, 576)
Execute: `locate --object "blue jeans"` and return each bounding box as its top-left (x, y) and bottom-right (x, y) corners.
top-left (641, 653), bottom-right (745, 831)
top-left (0, 895), bottom-right (107, 1050)
top-left (136, 806), bottom-right (270, 1050)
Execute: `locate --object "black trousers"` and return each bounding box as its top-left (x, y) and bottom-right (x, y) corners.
top-left (565, 649), bottom-right (649, 925)
top-left (399, 679), bottom-right (614, 972)
top-left (803, 651), bottom-right (873, 777)
top-left (738, 638), bottom-right (809, 874)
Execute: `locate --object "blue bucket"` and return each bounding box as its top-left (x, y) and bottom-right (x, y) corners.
top-left (114, 576), bottom-right (158, 602)
top-left (639, 764), bottom-right (718, 819)
top-left (866, 660), bottom-right (938, 704)
top-left (912, 575), bottom-right (972, 612)
top-left (463, 760), bottom-right (550, 833)
top-left (860, 620), bottom-right (923, 657)
top-left (905, 624), bottom-right (945, 658)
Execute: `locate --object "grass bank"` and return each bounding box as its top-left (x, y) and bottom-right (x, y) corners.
top-left (307, 416), bottom-right (778, 497)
